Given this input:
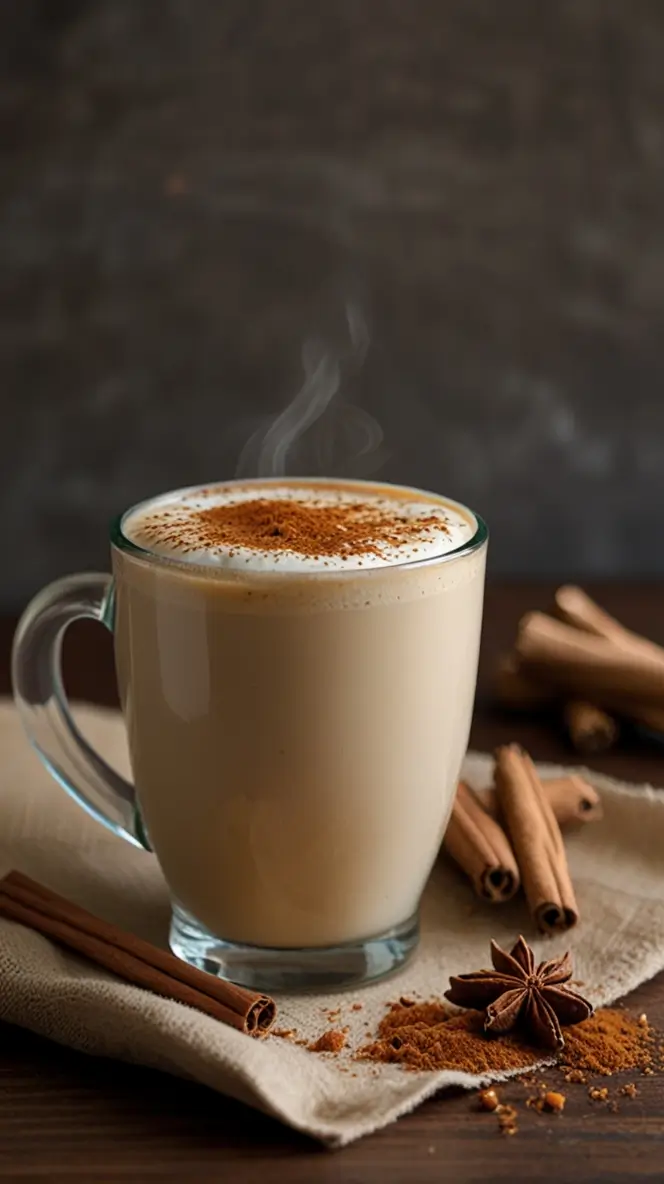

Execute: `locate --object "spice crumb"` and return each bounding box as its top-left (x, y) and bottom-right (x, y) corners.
top-left (619, 1083), bottom-right (638, 1098)
top-left (543, 1091), bottom-right (566, 1113)
top-left (352, 1003), bottom-right (363, 1011)
top-left (497, 1104), bottom-right (518, 1136)
top-left (309, 1030), bottom-right (347, 1054)
top-left (588, 1086), bottom-right (609, 1102)
top-left (478, 1088), bottom-right (500, 1112)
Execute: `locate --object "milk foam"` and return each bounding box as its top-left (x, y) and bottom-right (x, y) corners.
top-left (122, 481), bottom-right (476, 573)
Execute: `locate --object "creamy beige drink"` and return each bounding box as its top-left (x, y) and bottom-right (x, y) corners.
top-left (114, 478), bottom-right (486, 949)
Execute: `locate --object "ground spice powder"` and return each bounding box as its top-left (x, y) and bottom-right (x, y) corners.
top-left (140, 495), bottom-right (446, 562)
top-left (358, 1003), bottom-right (544, 1074)
top-left (358, 1002), bottom-right (656, 1078)
top-left (309, 1029), bottom-right (347, 1054)
top-left (559, 1009), bottom-right (655, 1075)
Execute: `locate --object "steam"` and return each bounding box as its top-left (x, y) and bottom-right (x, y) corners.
top-left (236, 303), bottom-right (386, 479)
top-left (255, 342), bottom-right (341, 477)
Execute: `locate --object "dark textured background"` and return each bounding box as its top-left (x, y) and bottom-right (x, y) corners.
top-left (3, 0), bottom-right (664, 607)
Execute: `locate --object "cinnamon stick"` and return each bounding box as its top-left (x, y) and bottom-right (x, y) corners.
top-left (516, 611), bottom-right (664, 705)
top-left (494, 745), bottom-right (578, 934)
top-left (554, 585), bottom-right (664, 664)
top-left (538, 774), bottom-right (603, 824)
top-left (443, 782), bottom-right (520, 903)
top-left (493, 653), bottom-right (556, 711)
top-left (554, 587), bottom-right (664, 733)
top-left (563, 700), bottom-right (619, 754)
top-left (0, 871), bottom-right (276, 1037)
top-left (478, 774), bottom-right (603, 827)
top-left (517, 610), bottom-right (664, 732)
top-left (493, 651), bottom-right (619, 751)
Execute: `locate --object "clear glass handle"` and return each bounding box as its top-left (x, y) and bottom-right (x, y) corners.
top-left (11, 573), bottom-right (143, 847)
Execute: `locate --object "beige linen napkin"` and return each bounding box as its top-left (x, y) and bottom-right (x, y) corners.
top-left (2, 700), bottom-right (664, 1146)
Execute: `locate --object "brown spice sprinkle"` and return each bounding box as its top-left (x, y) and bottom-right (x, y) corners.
top-left (272, 1028), bottom-right (296, 1040)
top-left (619, 1083), bottom-right (639, 1098)
top-left (478, 1088), bottom-right (500, 1111)
top-left (309, 1030), bottom-right (347, 1054)
top-left (496, 1104), bottom-right (518, 1136)
top-left (358, 1004), bottom-right (544, 1074)
top-left (358, 1002), bottom-right (657, 1083)
top-left (526, 1093), bottom-right (545, 1112)
top-left (141, 495), bottom-right (447, 562)
top-left (379, 1000), bottom-right (449, 1033)
top-left (543, 1090), bottom-right (566, 1112)
top-left (588, 1086), bottom-right (609, 1102)
top-left (559, 1009), bottom-right (655, 1076)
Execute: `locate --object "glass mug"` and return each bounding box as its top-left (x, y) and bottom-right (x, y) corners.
top-left (12, 479), bottom-right (487, 991)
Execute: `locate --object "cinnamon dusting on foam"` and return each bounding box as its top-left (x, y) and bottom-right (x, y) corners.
top-left (123, 482), bottom-right (475, 573)
top-left (146, 498), bottom-right (444, 560)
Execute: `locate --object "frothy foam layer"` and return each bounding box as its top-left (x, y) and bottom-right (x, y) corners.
top-left (122, 481), bottom-right (476, 572)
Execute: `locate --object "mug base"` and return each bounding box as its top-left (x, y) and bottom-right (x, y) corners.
top-left (169, 902), bottom-right (419, 992)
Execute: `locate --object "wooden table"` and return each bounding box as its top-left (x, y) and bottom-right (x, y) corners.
top-left (1, 583), bottom-right (663, 1182)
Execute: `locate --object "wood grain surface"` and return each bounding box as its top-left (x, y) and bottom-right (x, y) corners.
top-left (1, 582), bottom-right (664, 1182)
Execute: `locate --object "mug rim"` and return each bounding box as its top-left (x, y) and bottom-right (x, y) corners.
top-left (110, 477), bottom-right (488, 577)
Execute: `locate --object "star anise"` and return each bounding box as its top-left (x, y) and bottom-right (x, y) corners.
top-left (445, 935), bottom-right (593, 1050)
